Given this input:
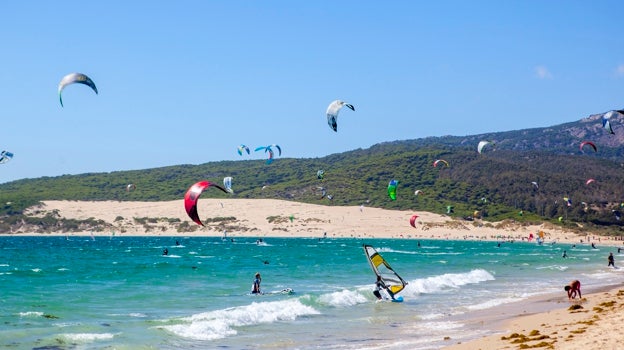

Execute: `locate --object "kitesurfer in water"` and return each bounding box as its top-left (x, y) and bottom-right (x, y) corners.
top-left (251, 272), bottom-right (262, 294)
top-left (162, 248), bottom-right (168, 256)
top-left (373, 275), bottom-right (395, 301)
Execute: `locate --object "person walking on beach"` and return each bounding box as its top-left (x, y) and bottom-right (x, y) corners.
top-left (564, 280), bottom-right (581, 299)
top-left (608, 252), bottom-right (615, 267)
top-left (251, 272), bottom-right (262, 294)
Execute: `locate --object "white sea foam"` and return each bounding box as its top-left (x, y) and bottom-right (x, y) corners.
top-left (536, 265), bottom-right (568, 271)
top-left (377, 247), bottom-right (417, 255)
top-left (57, 332), bottom-right (116, 343)
top-left (108, 312), bottom-right (148, 318)
top-left (19, 311), bottom-right (43, 317)
top-left (317, 289), bottom-right (368, 307)
top-left (403, 269), bottom-right (495, 296)
top-left (466, 296), bottom-right (526, 310)
top-left (160, 298), bottom-right (320, 340)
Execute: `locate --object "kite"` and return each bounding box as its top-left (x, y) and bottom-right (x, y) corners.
top-left (317, 169), bottom-right (325, 180)
top-left (223, 176), bottom-right (233, 193)
top-left (184, 180), bottom-right (228, 226)
top-left (585, 178), bottom-right (595, 186)
top-left (388, 180), bottom-right (398, 200)
top-left (433, 159), bottom-right (449, 168)
top-left (58, 73), bottom-right (98, 107)
top-left (326, 100), bottom-right (355, 132)
top-left (317, 186), bottom-right (327, 199)
top-left (237, 144), bottom-right (250, 156)
top-left (600, 110), bottom-right (624, 135)
top-left (0, 151), bottom-right (14, 164)
top-left (414, 190), bottom-right (423, 196)
top-left (579, 141), bottom-right (597, 153)
top-left (477, 140), bottom-right (493, 154)
top-left (409, 214), bottom-right (419, 228)
top-left (126, 184), bottom-right (136, 192)
top-left (255, 145), bottom-right (280, 164)
top-left (531, 181), bottom-right (539, 190)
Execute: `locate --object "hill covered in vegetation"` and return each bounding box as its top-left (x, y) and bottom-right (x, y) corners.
top-left (2, 112), bottom-right (624, 234)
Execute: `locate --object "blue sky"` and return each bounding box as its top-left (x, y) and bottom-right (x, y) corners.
top-left (1, 1), bottom-right (623, 183)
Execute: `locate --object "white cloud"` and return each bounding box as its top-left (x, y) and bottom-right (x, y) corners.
top-left (535, 65), bottom-right (553, 79)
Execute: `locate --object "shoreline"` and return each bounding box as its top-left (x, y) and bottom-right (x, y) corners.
top-left (4, 199), bottom-right (624, 349)
top-left (443, 284), bottom-right (624, 349)
top-left (5, 199), bottom-right (624, 247)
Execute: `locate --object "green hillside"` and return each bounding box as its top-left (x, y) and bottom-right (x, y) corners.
top-left (2, 113), bottom-right (624, 234)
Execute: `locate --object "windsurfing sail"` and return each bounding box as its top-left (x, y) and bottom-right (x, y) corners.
top-left (362, 244), bottom-right (407, 296)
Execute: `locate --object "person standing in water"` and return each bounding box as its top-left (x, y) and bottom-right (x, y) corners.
top-left (373, 275), bottom-right (394, 301)
top-left (608, 252), bottom-right (615, 267)
top-left (251, 272), bottom-right (262, 294)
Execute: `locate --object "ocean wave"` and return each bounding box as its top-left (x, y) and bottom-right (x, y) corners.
top-left (159, 298), bottom-right (320, 341)
top-left (377, 247), bottom-right (418, 255)
top-left (57, 332), bottom-right (117, 343)
top-left (316, 289), bottom-right (368, 307)
top-left (535, 265), bottom-right (568, 271)
top-left (18, 311), bottom-right (43, 317)
top-left (403, 269), bottom-right (495, 296)
top-left (465, 296), bottom-right (525, 310)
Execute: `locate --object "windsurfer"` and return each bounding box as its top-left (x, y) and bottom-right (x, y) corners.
top-left (373, 275), bottom-right (394, 300)
top-left (251, 272), bottom-right (262, 294)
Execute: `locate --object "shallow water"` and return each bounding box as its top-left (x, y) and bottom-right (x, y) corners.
top-left (1, 236), bottom-right (622, 349)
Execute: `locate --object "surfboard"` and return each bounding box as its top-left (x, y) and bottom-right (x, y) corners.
top-left (249, 287), bottom-right (295, 296)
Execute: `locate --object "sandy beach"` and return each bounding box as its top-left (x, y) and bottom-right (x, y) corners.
top-left (12, 199), bottom-right (621, 246)
top-left (8, 199), bottom-right (624, 349)
top-left (444, 285), bottom-right (624, 350)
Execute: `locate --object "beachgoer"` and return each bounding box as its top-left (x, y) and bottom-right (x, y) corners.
top-left (162, 248), bottom-right (168, 256)
top-left (591, 243), bottom-right (596, 249)
top-left (373, 275), bottom-right (394, 300)
top-left (251, 272), bottom-right (262, 294)
top-left (562, 250), bottom-right (568, 258)
top-left (564, 280), bottom-right (581, 299)
top-left (608, 252), bottom-right (615, 267)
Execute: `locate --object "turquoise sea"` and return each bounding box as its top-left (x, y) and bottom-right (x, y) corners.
top-left (1, 236), bottom-right (623, 349)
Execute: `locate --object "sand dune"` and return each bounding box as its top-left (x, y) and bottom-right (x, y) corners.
top-left (10, 199), bottom-right (602, 245)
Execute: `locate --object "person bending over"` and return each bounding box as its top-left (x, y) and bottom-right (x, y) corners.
top-left (564, 280), bottom-right (581, 299)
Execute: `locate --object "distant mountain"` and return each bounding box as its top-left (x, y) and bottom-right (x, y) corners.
top-left (2, 112), bottom-right (624, 233)
top-left (401, 110), bottom-right (624, 159)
